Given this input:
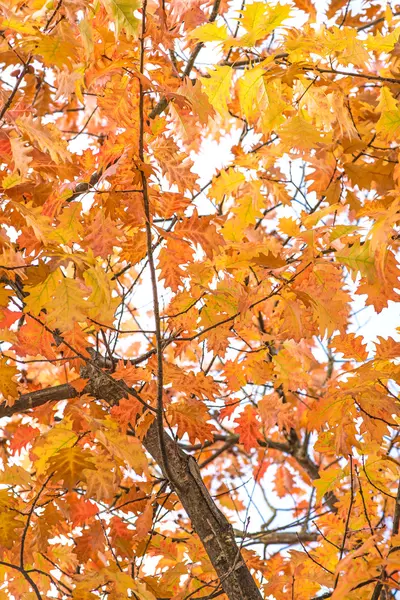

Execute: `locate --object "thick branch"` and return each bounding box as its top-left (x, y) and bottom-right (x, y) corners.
top-left (0, 384), bottom-right (75, 418)
top-left (234, 529), bottom-right (318, 546)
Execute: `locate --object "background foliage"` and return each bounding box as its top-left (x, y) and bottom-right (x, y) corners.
top-left (0, 0), bottom-right (399, 598)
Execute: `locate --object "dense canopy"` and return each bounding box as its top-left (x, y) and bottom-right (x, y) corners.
top-left (0, 0), bottom-right (399, 599)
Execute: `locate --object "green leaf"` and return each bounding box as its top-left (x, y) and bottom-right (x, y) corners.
top-left (100, 0), bottom-right (141, 39)
top-left (336, 240), bottom-right (376, 282)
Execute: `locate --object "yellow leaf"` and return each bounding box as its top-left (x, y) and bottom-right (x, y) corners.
top-left (366, 28), bottom-right (400, 53)
top-left (0, 14), bottom-right (37, 34)
top-left (110, 572), bottom-right (156, 600)
top-left (47, 202), bottom-right (84, 245)
top-left (16, 114), bottom-right (71, 164)
top-left (24, 270), bottom-right (60, 316)
top-left (97, 428), bottom-right (148, 475)
top-left (323, 26), bottom-right (370, 69)
top-left (238, 66), bottom-right (286, 128)
top-left (236, 63), bottom-right (259, 114)
top-left (10, 201), bottom-right (52, 244)
top-left (233, 2), bottom-right (291, 47)
top-left (24, 29), bottom-right (77, 69)
top-left (302, 203), bottom-right (343, 228)
top-left (0, 465), bottom-right (32, 487)
top-left (209, 167), bottom-right (245, 203)
top-left (78, 17), bottom-right (94, 60)
top-left (313, 465), bottom-right (343, 503)
top-left (200, 66), bottom-right (233, 116)
top-left (272, 342), bottom-right (311, 392)
top-left (376, 87), bottom-right (400, 142)
top-left (31, 425), bottom-right (78, 476)
top-left (84, 264), bottom-right (119, 325)
top-left (376, 86), bottom-right (398, 114)
top-left (189, 21), bottom-right (228, 43)
top-left (46, 277), bottom-right (92, 331)
top-left (280, 115), bottom-right (328, 150)
top-left (133, 582), bottom-right (156, 600)
top-left (2, 172), bottom-right (24, 189)
top-left (278, 217), bottom-right (301, 237)
top-left (0, 358), bottom-right (18, 404)
top-left (0, 510), bottom-right (24, 549)
top-left (335, 240), bottom-right (375, 282)
top-left (233, 192), bottom-right (265, 228)
top-left (47, 446), bottom-right (95, 490)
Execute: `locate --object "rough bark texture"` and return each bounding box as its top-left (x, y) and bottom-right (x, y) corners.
top-left (1, 367), bottom-right (262, 600)
top-left (144, 422), bottom-right (262, 600)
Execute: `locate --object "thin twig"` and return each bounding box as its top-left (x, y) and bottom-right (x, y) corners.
top-left (138, 0), bottom-right (174, 485)
top-left (20, 475), bottom-right (52, 570)
top-left (0, 58), bottom-right (32, 121)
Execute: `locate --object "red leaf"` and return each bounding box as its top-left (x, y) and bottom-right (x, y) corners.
top-left (9, 425), bottom-right (39, 455)
top-left (234, 405), bottom-right (261, 453)
top-left (135, 501), bottom-right (153, 541)
top-left (70, 496), bottom-right (99, 527)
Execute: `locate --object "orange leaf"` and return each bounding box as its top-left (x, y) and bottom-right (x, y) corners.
top-left (234, 405), bottom-right (260, 453)
top-left (112, 361), bottom-right (151, 386)
top-left (167, 397), bottom-right (214, 444)
top-left (331, 333), bottom-right (368, 362)
top-left (111, 396), bottom-right (143, 431)
top-left (135, 501), bottom-right (153, 541)
top-left (9, 425), bottom-right (39, 455)
top-left (70, 495), bottom-right (99, 526)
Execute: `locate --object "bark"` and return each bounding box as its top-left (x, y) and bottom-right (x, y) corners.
top-left (144, 421), bottom-right (262, 600)
top-left (234, 530), bottom-right (318, 546)
top-left (1, 369), bottom-right (263, 600)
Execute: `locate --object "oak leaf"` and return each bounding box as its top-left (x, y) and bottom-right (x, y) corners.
top-left (47, 446), bottom-right (96, 490)
top-left (167, 397), bottom-right (214, 444)
top-left (84, 458), bottom-right (120, 502)
top-left (16, 115), bottom-right (71, 163)
top-left (100, 0), bottom-right (141, 39)
top-left (0, 358), bottom-right (18, 403)
top-left (200, 66), bottom-right (233, 116)
top-left (234, 404), bottom-right (261, 452)
top-left (135, 500), bottom-right (154, 541)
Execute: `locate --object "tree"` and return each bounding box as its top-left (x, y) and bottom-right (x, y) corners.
top-left (0, 0), bottom-right (399, 598)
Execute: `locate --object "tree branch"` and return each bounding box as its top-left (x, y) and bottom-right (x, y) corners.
top-left (234, 529), bottom-right (318, 546)
top-left (1, 375), bottom-right (262, 599)
top-left (0, 58), bottom-right (32, 121)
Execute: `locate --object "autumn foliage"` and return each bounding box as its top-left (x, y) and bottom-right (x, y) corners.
top-left (0, 0), bottom-right (400, 598)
